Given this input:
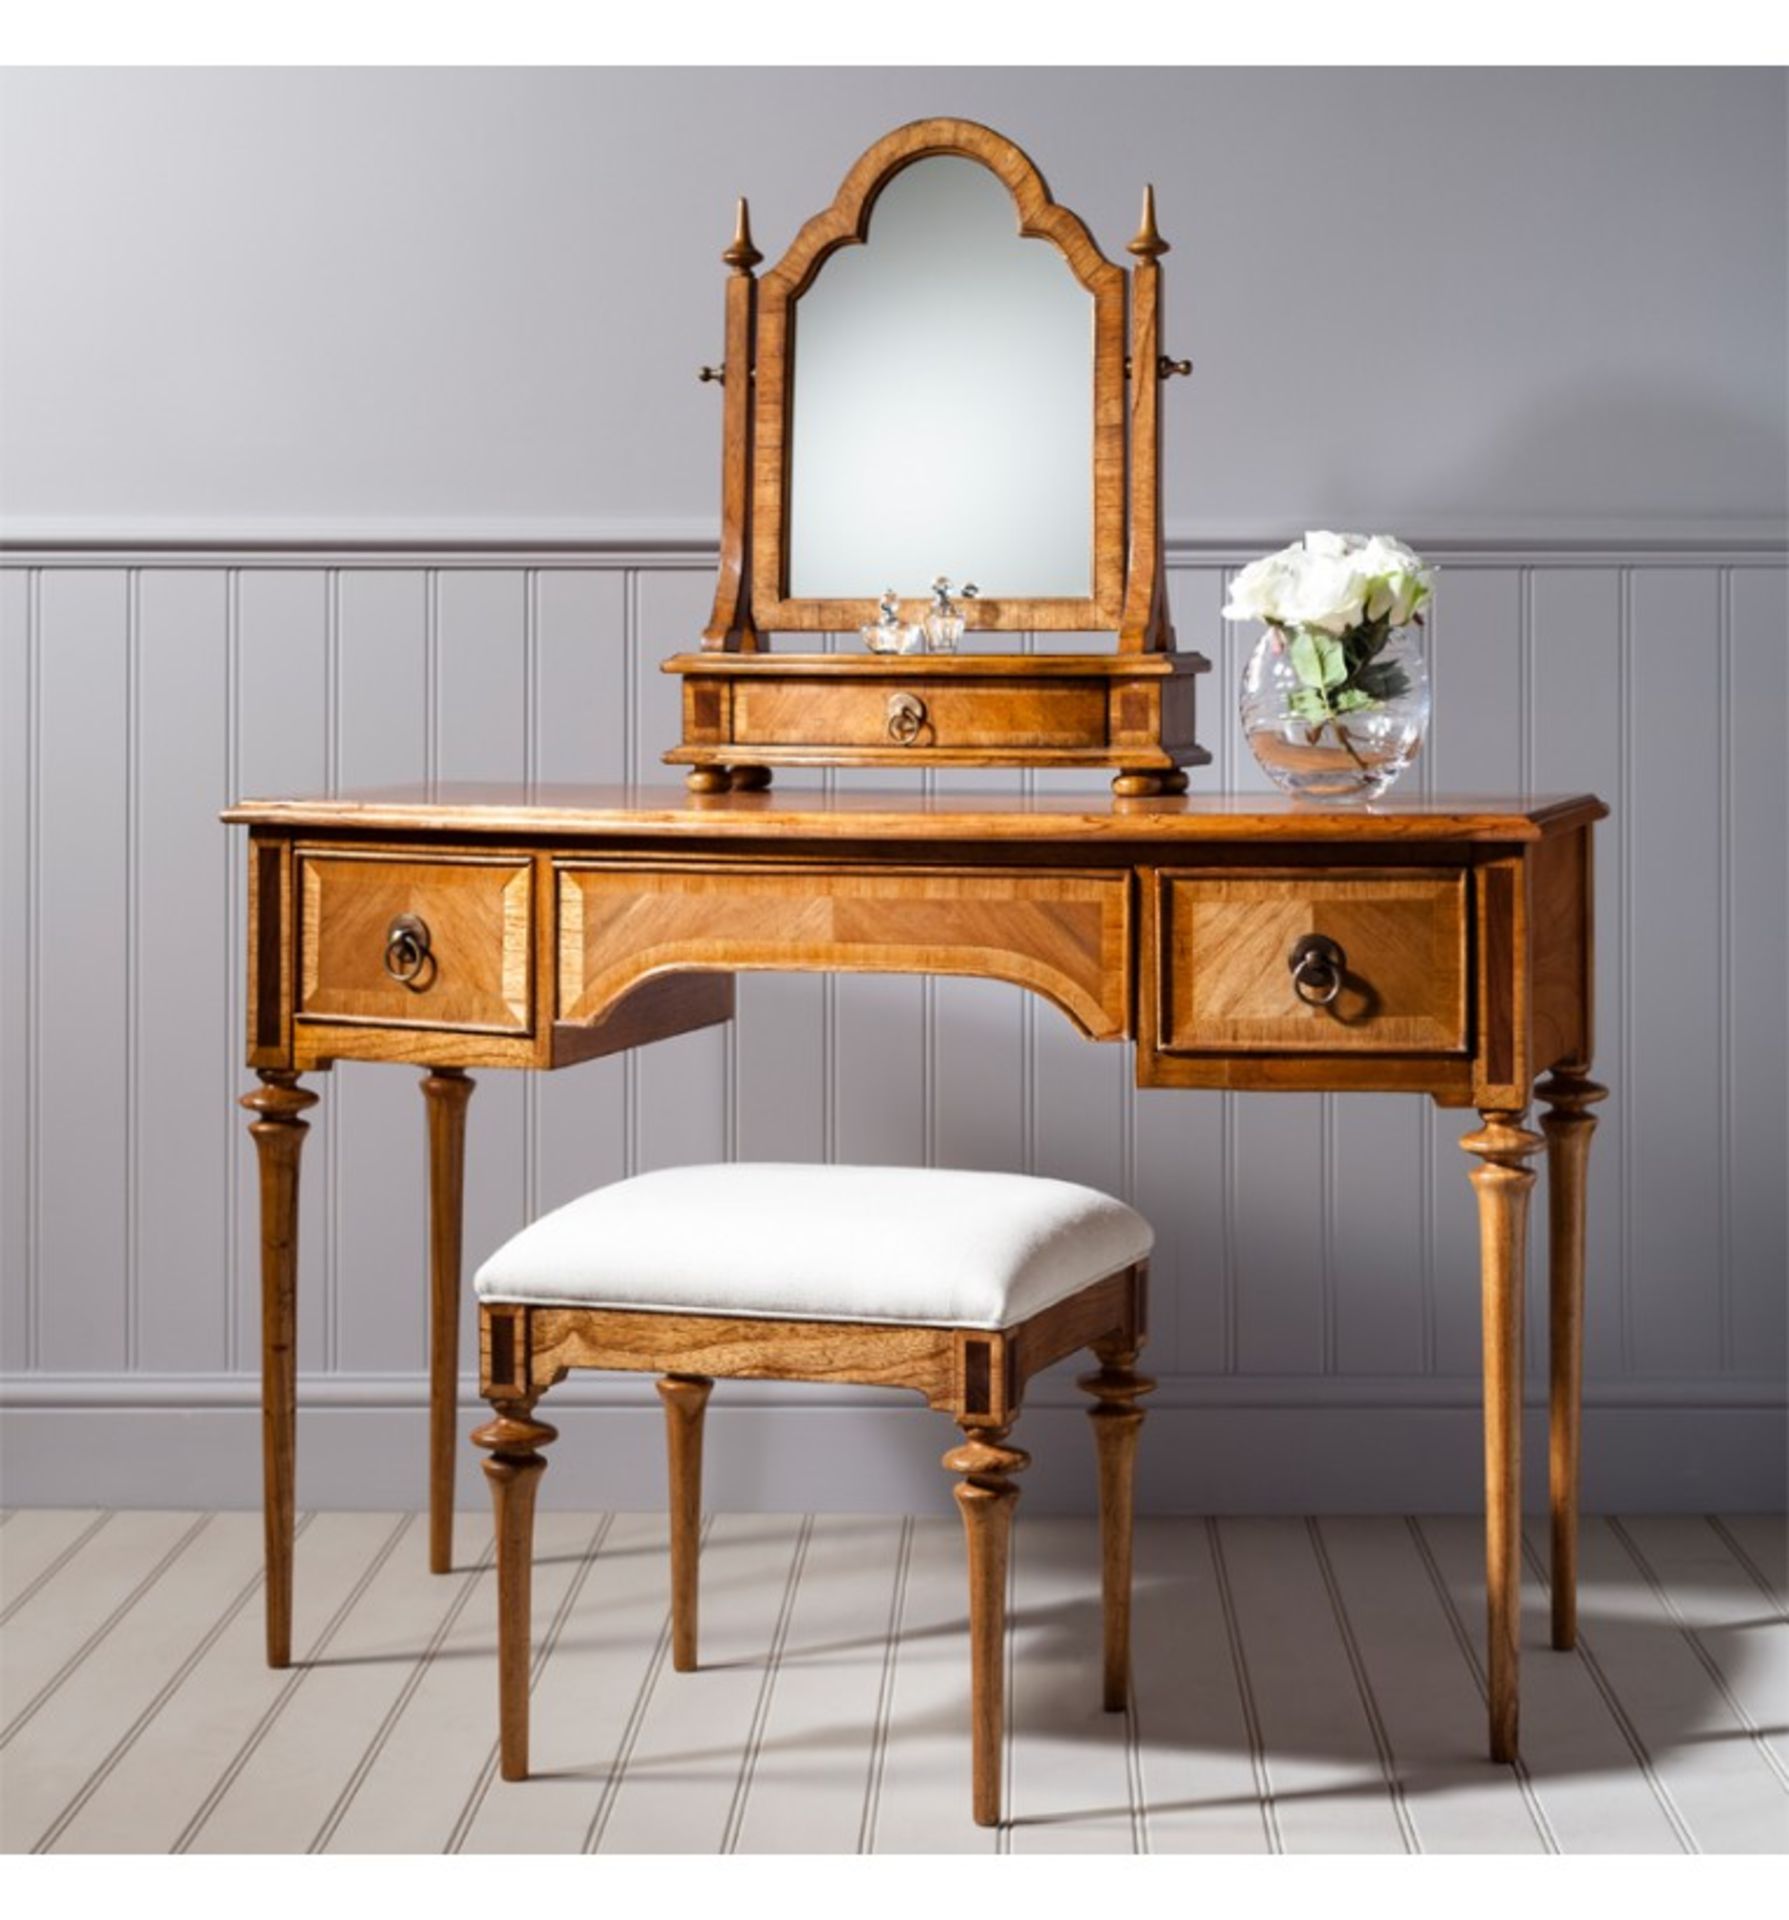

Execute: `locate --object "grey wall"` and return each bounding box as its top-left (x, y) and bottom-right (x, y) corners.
top-left (1, 68), bottom-right (1785, 1512)
top-left (1, 66), bottom-right (1784, 541)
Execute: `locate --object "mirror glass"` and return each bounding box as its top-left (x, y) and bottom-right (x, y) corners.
top-left (786, 155), bottom-right (1095, 604)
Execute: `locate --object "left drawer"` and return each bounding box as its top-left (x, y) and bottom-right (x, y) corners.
top-left (296, 852), bottom-right (534, 1034)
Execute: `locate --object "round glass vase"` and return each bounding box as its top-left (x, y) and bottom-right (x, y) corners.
top-left (1240, 623), bottom-right (1431, 802)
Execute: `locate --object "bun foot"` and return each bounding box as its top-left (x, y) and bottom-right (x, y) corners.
top-left (1112, 769), bottom-right (1186, 798)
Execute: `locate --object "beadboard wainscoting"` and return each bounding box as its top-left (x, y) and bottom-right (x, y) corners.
top-left (1, 539), bottom-right (1784, 1512)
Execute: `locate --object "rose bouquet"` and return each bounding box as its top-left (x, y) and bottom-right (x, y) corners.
top-left (1226, 532), bottom-right (1435, 799)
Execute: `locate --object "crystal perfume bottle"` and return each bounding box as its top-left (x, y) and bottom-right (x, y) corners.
top-left (861, 588), bottom-right (921, 655)
top-left (924, 578), bottom-right (978, 653)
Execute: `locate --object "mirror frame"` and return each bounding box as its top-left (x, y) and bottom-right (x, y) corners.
top-left (748, 119), bottom-right (1128, 637)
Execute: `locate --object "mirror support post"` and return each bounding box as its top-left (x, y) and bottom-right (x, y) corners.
top-left (1118, 185), bottom-right (1175, 657)
top-left (703, 198), bottom-right (763, 653)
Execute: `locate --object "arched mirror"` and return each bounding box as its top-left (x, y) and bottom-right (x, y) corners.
top-left (786, 154), bottom-right (1097, 604)
top-left (751, 119), bottom-right (1129, 635)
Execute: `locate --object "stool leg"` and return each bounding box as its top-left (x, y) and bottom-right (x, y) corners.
top-left (473, 1395), bottom-right (556, 1781)
top-left (657, 1374), bottom-right (713, 1672)
top-left (1078, 1337), bottom-right (1155, 1712)
top-left (944, 1420), bottom-right (1029, 1828)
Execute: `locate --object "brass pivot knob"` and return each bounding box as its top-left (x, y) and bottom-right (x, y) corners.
top-left (383, 912), bottom-right (434, 990)
top-left (1289, 933), bottom-right (1345, 1006)
top-left (697, 365), bottom-right (725, 384)
top-left (886, 692), bottom-right (927, 746)
top-left (1158, 355), bottom-right (1192, 378)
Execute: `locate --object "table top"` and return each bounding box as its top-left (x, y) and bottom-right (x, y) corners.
top-left (224, 784), bottom-right (1607, 844)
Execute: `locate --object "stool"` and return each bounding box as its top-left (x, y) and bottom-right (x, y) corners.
top-left (471, 1162), bottom-right (1154, 1827)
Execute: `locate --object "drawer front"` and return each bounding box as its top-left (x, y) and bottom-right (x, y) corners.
top-left (297, 853), bottom-right (533, 1034)
top-left (558, 862), bottom-right (1130, 1041)
top-left (730, 677), bottom-right (1108, 751)
top-left (1154, 870), bottom-right (1468, 1054)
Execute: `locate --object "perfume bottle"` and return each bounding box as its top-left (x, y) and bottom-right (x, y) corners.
top-left (924, 577), bottom-right (978, 653)
top-left (862, 588), bottom-right (923, 655)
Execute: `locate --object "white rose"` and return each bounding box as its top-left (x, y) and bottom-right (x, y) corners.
top-left (1280, 552), bottom-right (1369, 635)
top-left (1357, 535), bottom-right (1433, 626)
top-left (1303, 529), bottom-right (1364, 560)
top-left (1360, 533), bottom-right (1422, 574)
top-left (1222, 543), bottom-right (1302, 623)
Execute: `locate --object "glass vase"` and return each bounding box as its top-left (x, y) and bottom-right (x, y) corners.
top-left (1240, 623), bottom-right (1431, 801)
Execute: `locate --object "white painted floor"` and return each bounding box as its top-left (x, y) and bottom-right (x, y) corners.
top-left (1, 1509), bottom-right (1784, 1854)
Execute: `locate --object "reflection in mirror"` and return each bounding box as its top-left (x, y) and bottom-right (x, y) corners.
top-left (787, 155), bottom-right (1094, 605)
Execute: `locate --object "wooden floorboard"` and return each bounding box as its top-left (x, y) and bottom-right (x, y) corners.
top-left (1613, 1515), bottom-right (1789, 1785)
top-left (728, 1513), bottom-right (908, 1854)
top-left (1129, 1516), bottom-right (1275, 1854)
top-left (1713, 1514), bottom-right (1788, 1612)
top-left (1316, 1516), bottom-right (1550, 1854)
top-left (1418, 1514), bottom-right (1693, 1852)
top-left (43, 1513), bottom-right (407, 1854)
top-left (1532, 1517), bottom-right (1789, 1854)
top-left (1005, 1516), bottom-right (1137, 1853)
top-left (1, 1509), bottom-right (1783, 1855)
top-left (1, 1510), bottom-right (212, 1750)
top-left (0, 1510), bottom-right (112, 1621)
top-left (592, 1513), bottom-right (810, 1853)
top-left (1214, 1516), bottom-right (1412, 1852)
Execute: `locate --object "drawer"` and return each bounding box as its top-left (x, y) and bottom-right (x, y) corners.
top-left (1151, 869), bottom-right (1468, 1054)
top-left (297, 853), bottom-right (534, 1034)
top-left (558, 861), bottom-right (1130, 1040)
top-left (729, 676), bottom-right (1109, 752)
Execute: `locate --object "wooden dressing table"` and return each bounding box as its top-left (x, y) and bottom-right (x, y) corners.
top-left (227, 112), bottom-right (1607, 1773)
top-left (225, 780), bottom-right (1607, 1765)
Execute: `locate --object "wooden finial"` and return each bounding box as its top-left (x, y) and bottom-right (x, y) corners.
top-left (1128, 183), bottom-right (1168, 260)
top-left (722, 196), bottom-right (762, 274)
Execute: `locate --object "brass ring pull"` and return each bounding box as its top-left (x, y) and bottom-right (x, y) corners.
top-left (886, 692), bottom-right (927, 746)
top-left (1289, 933), bottom-right (1345, 1007)
top-left (383, 912), bottom-right (433, 991)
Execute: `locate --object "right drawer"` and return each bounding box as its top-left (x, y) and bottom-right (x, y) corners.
top-left (1151, 869), bottom-right (1470, 1054)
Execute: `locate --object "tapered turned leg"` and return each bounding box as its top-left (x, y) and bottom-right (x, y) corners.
top-left (421, 1068), bottom-right (474, 1574)
top-left (241, 1069), bottom-right (319, 1669)
top-left (1462, 1107), bottom-right (1543, 1763)
top-left (657, 1374), bottom-right (713, 1671)
top-left (944, 1420), bottom-right (1029, 1827)
top-left (1538, 1067), bottom-right (1606, 1651)
top-left (473, 1395), bottom-right (557, 1781)
top-left (1078, 1337), bottom-right (1154, 1711)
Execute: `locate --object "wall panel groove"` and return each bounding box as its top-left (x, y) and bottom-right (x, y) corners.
top-left (0, 543), bottom-right (1783, 1508)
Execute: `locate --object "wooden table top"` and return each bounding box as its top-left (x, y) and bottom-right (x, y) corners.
top-left (224, 784), bottom-right (1607, 844)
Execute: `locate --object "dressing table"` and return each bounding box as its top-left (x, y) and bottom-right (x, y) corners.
top-left (225, 121), bottom-right (1607, 1772)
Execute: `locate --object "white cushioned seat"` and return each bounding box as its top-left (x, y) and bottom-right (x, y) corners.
top-left (475, 1163), bottom-right (1153, 1331)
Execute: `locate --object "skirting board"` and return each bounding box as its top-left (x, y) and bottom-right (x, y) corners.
top-left (3, 1402), bottom-right (1782, 1514)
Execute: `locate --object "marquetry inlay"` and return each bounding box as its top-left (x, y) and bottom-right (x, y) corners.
top-left (555, 862), bottom-right (1131, 1040)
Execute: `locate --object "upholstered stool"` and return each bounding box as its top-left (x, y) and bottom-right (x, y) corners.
top-left (472, 1162), bottom-right (1154, 1826)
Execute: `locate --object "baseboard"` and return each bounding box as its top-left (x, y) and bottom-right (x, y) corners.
top-left (4, 1398), bottom-right (1781, 1514)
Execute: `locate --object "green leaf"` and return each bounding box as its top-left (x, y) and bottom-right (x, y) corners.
top-left (1287, 685), bottom-right (1331, 722)
top-left (1351, 619), bottom-right (1391, 665)
top-left (1289, 628), bottom-right (1346, 689)
top-left (1332, 686), bottom-right (1373, 714)
top-left (1353, 659), bottom-right (1412, 704)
